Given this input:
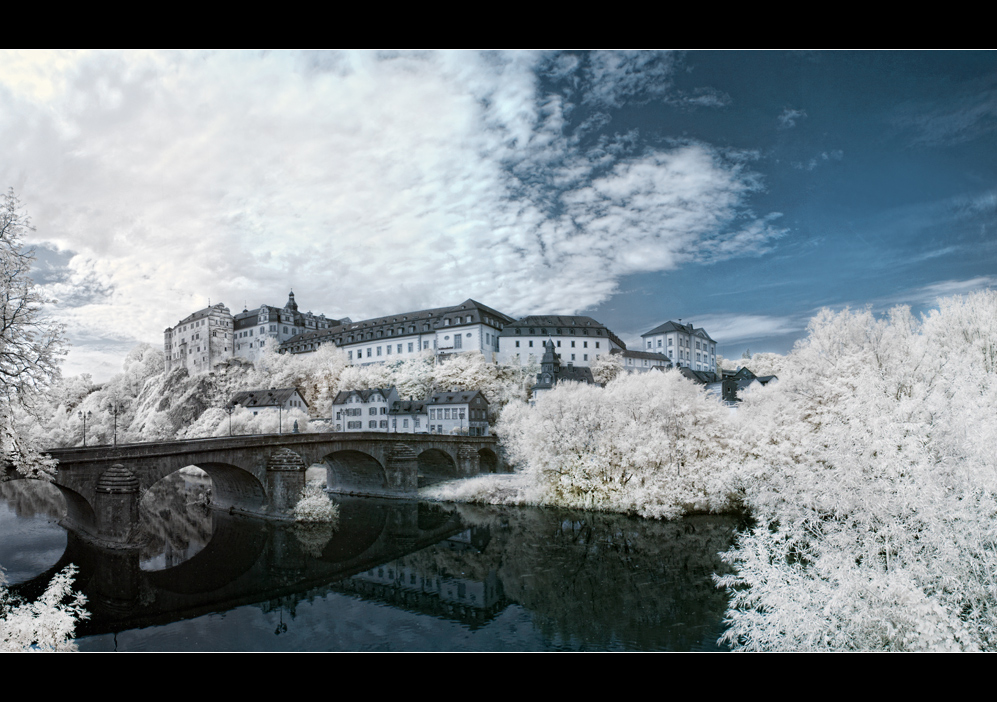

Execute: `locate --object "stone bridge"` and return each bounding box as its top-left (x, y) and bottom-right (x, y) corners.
top-left (40, 432), bottom-right (504, 547)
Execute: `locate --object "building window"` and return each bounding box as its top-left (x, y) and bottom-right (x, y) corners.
top-left (516, 341), bottom-right (520, 347)
top-left (367, 348), bottom-right (372, 358)
top-left (408, 343), bottom-right (413, 352)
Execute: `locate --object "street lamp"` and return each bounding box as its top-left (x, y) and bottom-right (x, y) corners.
top-left (225, 404), bottom-right (235, 436)
top-left (268, 390), bottom-right (282, 434)
top-left (108, 401), bottom-right (125, 447)
top-left (78, 410), bottom-right (92, 447)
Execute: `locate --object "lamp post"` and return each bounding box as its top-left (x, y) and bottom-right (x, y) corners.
top-left (108, 402), bottom-right (124, 447)
top-left (268, 390), bottom-right (282, 434)
top-left (225, 405), bottom-right (235, 436)
top-left (78, 410), bottom-right (92, 447)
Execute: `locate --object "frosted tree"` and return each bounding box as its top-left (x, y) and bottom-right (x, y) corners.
top-left (0, 565), bottom-right (89, 652)
top-left (498, 370), bottom-right (736, 519)
top-left (0, 190), bottom-right (67, 478)
top-left (591, 353), bottom-right (624, 384)
top-left (719, 297), bottom-right (997, 651)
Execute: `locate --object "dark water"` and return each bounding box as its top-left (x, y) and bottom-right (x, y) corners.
top-left (0, 479), bottom-right (739, 651)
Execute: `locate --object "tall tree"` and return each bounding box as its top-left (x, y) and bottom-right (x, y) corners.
top-left (1, 189), bottom-right (67, 477)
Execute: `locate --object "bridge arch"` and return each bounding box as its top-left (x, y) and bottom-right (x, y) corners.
top-left (478, 447), bottom-right (499, 474)
top-left (417, 448), bottom-right (459, 487)
top-left (3, 471), bottom-right (96, 538)
top-left (324, 450), bottom-right (388, 494)
top-left (184, 462), bottom-right (267, 514)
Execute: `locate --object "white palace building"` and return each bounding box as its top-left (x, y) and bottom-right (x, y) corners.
top-left (165, 291), bottom-right (718, 379)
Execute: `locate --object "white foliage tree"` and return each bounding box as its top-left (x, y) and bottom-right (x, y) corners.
top-left (719, 296), bottom-right (997, 651)
top-left (0, 565), bottom-right (89, 652)
top-left (498, 371), bottom-right (735, 519)
top-left (590, 352), bottom-right (624, 385)
top-left (0, 190), bottom-right (66, 478)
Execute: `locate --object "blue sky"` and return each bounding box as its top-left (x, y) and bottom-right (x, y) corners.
top-left (1, 51), bottom-right (994, 378)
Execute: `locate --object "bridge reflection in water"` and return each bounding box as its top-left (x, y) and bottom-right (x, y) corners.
top-left (5, 485), bottom-right (740, 651)
top-left (41, 432), bottom-right (504, 547)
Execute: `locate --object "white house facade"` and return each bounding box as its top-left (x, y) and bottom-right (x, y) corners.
top-left (640, 321), bottom-right (717, 375)
top-left (611, 348), bottom-right (673, 372)
top-left (497, 315), bottom-right (625, 368)
top-left (332, 388), bottom-right (400, 432)
top-left (228, 387), bottom-right (309, 417)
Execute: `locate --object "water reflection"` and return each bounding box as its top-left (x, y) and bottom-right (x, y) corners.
top-left (1, 480), bottom-right (739, 651)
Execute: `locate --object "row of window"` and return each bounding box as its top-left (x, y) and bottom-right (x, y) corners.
top-left (429, 408), bottom-right (466, 420)
top-left (347, 341), bottom-right (430, 360)
top-left (515, 327), bottom-right (603, 336)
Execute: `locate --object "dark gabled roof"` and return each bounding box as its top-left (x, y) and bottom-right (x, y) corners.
top-left (642, 321), bottom-right (717, 344)
top-left (499, 315), bottom-right (626, 350)
top-left (331, 387), bottom-right (396, 405)
top-left (342, 299), bottom-right (513, 332)
top-left (280, 299), bottom-right (514, 351)
top-left (427, 390), bottom-right (488, 405)
top-left (610, 348), bottom-right (672, 364)
top-left (232, 293), bottom-right (341, 332)
top-left (229, 388), bottom-right (306, 408)
top-left (679, 368), bottom-right (717, 385)
top-left (558, 365), bottom-right (597, 385)
top-left (389, 399), bottom-right (427, 415)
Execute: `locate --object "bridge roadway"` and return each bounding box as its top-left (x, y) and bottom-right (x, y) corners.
top-left (41, 431), bottom-right (503, 547)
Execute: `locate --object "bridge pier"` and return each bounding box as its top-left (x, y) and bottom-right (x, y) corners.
top-left (265, 448), bottom-right (307, 518)
top-left (456, 444), bottom-right (481, 477)
top-left (93, 464), bottom-right (140, 548)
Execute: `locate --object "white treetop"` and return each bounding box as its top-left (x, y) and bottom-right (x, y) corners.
top-left (1, 190), bottom-right (66, 477)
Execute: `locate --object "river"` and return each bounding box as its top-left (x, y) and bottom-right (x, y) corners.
top-left (0, 477), bottom-right (739, 651)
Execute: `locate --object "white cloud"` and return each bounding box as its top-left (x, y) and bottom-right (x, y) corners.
top-left (778, 107), bottom-right (807, 129)
top-left (0, 50), bottom-right (781, 377)
top-left (900, 276), bottom-right (997, 305)
top-left (795, 149), bottom-right (844, 171)
top-left (685, 314), bottom-right (804, 343)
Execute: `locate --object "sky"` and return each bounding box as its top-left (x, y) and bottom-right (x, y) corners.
top-left (1, 50), bottom-right (995, 380)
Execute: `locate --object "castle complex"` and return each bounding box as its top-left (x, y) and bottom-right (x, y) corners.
top-left (164, 291), bottom-right (718, 378)
top-left (163, 292), bottom-right (343, 374)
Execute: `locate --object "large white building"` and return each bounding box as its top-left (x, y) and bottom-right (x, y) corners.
top-left (164, 292), bottom-right (340, 374)
top-left (497, 315), bottom-right (626, 368)
top-left (280, 299), bottom-right (515, 365)
top-left (331, 386), bottom-right (490, 435)
top-left (640, 321), bottom-right (717, 375)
